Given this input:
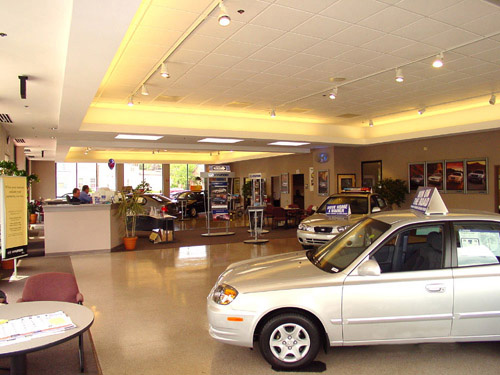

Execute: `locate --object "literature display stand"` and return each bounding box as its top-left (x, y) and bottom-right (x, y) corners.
top-left (244, 173), bottom-right (269, 244)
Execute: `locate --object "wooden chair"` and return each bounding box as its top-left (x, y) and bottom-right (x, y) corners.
top-left (271, 207), bottom-right (288, 228)
top-left (264, 205), bottom-right (274, 226)
top-left (18, 272), bottom-right (86, 372)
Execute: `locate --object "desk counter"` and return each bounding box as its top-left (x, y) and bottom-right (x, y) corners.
top-left (43, 204), bottom-right (124, 254)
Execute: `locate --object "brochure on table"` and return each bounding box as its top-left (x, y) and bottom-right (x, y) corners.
top-left (0, 176), bottom-right (28, 261)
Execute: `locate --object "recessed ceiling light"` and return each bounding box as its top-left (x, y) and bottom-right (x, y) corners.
top-left (198, 138), bottom-right (243, 144)
top-left (268, 141), bottom-right (310, 146)
top-left (115, 134), bottom-right (163, 140)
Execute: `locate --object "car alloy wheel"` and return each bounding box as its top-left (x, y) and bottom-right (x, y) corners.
top-left (190, 207), bottom-right (197, 217)
top-left (259, 313), bottom-right (320, 370)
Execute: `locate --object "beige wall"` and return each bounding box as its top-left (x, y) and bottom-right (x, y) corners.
top-left (0, 125), bottom-right (14, 162)
top-left (231, 129), bottom-right (500, 212)
top-left (31, 160), bottom-right (56, 200)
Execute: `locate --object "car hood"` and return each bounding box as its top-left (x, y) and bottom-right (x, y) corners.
top-left (300, 213), bottom-right (363, 227)
top-left (218, 251), bottom-right (339, 293)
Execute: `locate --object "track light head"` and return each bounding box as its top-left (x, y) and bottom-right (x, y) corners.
top-left (128, 96), bottom-right (134, 106)
top-left (329, 87), bottom-right (338, 100)
top-left (270, 109), bottom-right (276, 117)
top-left (369, 120), bottom-right (374, 127)
top-left (160, 63), bottom-right (170, 78)
top-left (489, 94), bottom-right (496, 105)
top-left (218, 1), bottom-right (231, 26)
top-left (418, 108), bottom-right (426, 115)
top-left (141, 84), bottom-right (149, 96)
top-left (432, 52), bottom-right (444, 68)
top-left (395, 68), bottom-right (404, 83)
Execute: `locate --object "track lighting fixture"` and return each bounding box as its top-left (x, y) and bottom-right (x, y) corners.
top-left (141, 84), bottom-right (149, 96)
top-left (218, 1), bottom-right (231, 26)
top-left (270, 109), bottom-right (276, 117)
top-left (160, 63), bottom-right (170, 78)
top-left (432, 52), bottom-right (444, 68)
top-left (489, 94), bottom-right (496, 105)
top-left (395, 68), bottom-right (404, 83)
top-left (329, 87), bottom-right (338, 100)
top-left (418, 108), bottom-right (426, 115)
top-left (369, 120), bottom-right (374, 127)
top-left (128, 96), bottom-right (134, 106)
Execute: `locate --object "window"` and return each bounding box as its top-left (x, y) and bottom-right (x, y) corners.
top-left (56, 163), bottom-right (77, 197)
top-left (124, 163), bottom-right (162, 193)
top-left (170, 164), bottom-right (204, 192)
top-left (56, 162), bottom-right (116, 197)
top-left (454, 222), bottom-right (500, 267)
top-left (372, 224), bottom-right (444, 273)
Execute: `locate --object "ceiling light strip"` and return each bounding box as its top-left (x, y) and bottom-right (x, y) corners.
top-left (130, 0), bottom-right (221, 99)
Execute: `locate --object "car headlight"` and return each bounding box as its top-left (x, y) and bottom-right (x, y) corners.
top-left (298, 223), bottom-right (314, 232)
top-left (336, 225), bottom-right (349, 233)
top-left (212, 284), bottom-right (238, 305)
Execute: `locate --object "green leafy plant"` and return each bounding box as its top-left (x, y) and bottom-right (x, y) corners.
top-left (375, 178), bottom-right (408, 208)
top-left (117, 191), bottom-right (145, 238)
top-left (27, 201), bottom-right (37, 214)
top-left (0, 160), bottom-right (39, 187)
top-left (135, 180), bottom-right (152, 193)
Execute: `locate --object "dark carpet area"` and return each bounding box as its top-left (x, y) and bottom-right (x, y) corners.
top-left (0, 256), bottom-right (101, 375)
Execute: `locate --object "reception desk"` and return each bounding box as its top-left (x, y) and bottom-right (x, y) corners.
top-left (43, 204), bottom-right (124, 254)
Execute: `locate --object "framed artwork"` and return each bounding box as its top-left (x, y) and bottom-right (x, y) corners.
top-left (318, 170), bottom-right (329, 196)
top-left (361, 160), bottom-right (382, 189)
top-left (445, 160), bottom-right (464, 193)
top-left (426, 161), bottom-right (444, 190)
top-left (466, 158), bottom-right (488, 193)
top-left (280, 173), bottom-right (289, 194)
top-left (337, 173), bottom-right (355, 193)
top-left (408, 162), bottom-right (425, 192)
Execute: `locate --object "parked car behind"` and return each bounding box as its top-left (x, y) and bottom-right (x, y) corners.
top-left (131, 193), bottom-right (178, 216)
top-left (174, 190), bottom-right (207, 217)
top-left (297, 189), bottom-right (389, 248)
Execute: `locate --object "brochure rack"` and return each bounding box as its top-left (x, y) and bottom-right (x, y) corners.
top-left (244, 173), bottom-right (269, 244)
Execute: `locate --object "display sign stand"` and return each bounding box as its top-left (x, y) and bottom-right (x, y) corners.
top-left (177, 200), bottom-right (190, 221)
top-left (0, 176), bottom-right (29, 282)
top-left (200, 171), bottom-right (235, 237)
top-left (244, 206), bottom-right (268, 244)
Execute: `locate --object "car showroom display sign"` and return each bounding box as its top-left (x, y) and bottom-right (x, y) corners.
top-left (411, 186), bottom-right (448, 215)
top-left (0, 176), bottom-right (28, 260)
top-left (326, 204), bottom-right (351, 216)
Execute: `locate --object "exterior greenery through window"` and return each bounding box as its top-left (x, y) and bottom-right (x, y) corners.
top-left (170, 164), bottom-right (204, 194)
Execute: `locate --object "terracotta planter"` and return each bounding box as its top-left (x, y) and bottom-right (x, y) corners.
top-left (1, 259), bottom-right (15, 270)
top-left (123, 236), bottom-right (138, 250)
top-left (29, 213), bottom-right (37, 224)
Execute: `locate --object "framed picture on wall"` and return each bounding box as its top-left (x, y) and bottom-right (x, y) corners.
top-left (408, 162), bottom-right (425, 192)
top-left (318, 170), bottom-right (329, 196)
top-left (426, 161), bottom-right (444, 190)
top-left (337, 173), bottom-right (355, 193)
top-left (361, 160), bottom-right (382, 189)
top-left (445, 160), bottom-right (464, 193)
top-left (465, 158), bottom-right (488, 193)
top-left (280, 173), bottom-right (289, 194)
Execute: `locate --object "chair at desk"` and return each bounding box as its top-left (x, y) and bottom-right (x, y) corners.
top-left (17, 272), bottom-right (86, 372)
top-left (263, 205), bottom-right (274, 226)
top-left (271, 207), bottom-right (288, 229)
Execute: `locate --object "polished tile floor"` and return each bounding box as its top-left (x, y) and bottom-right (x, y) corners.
top-left (67, 236), bottom-right (500, 375)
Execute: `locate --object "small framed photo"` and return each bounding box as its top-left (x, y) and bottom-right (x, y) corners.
top-left (337, 174), bottom-right (356, 193)
top-left (465, 158), bottom-right (488, 193)
top-left (426, 161), bottom-right (444, 190)
top-left (445, 160), bottom-right (465, 193)
top-left (318, 170), bottom-right (329, 196)
top-left (281, 173), bottom-right (289, 194)
top-left (408, 162), bottom-right (425, 192)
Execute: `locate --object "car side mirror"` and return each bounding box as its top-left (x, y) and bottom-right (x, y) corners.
top-left (371, 207), bottom-right (381, 213)
top-left (357, 259), bottom-right (381, 276)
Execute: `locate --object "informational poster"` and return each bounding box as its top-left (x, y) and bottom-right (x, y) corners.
top-left (210, 178), bottom-right (229, 221)
top-left (309, 167), bottom-right (314, 192)
top-left (0, 176), bottom-right (28, 260)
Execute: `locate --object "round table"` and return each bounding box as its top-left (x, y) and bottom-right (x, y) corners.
top-left (0, 301), bottom-right (94, 375)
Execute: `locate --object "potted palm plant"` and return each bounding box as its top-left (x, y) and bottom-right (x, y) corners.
top-left (117, 191), bottom-right (144, 250)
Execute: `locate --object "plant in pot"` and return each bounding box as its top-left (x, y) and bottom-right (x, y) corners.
top-left (117, 191), bottom-right (145, 250)
top-left (135, 180), bottom-right (151, 193)
top-left (27, 201), bottom-right (38, 224)
top-left (374, 178), bottom-right (408, 209)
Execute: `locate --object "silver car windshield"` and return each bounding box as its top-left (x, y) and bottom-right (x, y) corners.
top-left (317, 196), bottom-right (369, 215)
top-left (310, 218), bottom-right (390, 273)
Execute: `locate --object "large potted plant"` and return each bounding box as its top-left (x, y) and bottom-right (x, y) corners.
top-left (374, 178), bottom-right (408, 209)
top-left (27, 201), bottom-right (38, 224)
top-left (117, 191), bottom-right (144, 250)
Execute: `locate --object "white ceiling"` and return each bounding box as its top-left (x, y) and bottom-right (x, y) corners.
top-left (2, 0), bottom-right (500, 162)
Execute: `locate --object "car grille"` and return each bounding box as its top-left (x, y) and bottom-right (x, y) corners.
top-left (314, 226), bottom-right (333, 233)
top-left (303, 238), bottom-right (330, 245)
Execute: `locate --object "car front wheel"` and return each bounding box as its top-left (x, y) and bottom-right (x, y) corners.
top-left (189, 207), bottom-right (197, 217)
top-left (259, 313), bottom-right (321, 370)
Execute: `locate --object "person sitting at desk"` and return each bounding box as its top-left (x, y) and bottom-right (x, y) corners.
top-left (79, 185), bottom-right (92, 204)
top-left (70, 188), bottom-right (81, 203)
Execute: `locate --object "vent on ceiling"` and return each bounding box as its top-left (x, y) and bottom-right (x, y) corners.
top-left (27, 155), bottom-right (34, 158)
top-left (226, 101), bottom-right (251, 108)
top-left (24, 148), bottom-right (31, 153)
top-left (337, 113), bottom-right (360, 118)
top-left (0, 114), bottom-right (12, 123)
top-left (15, 138), bottom-right (25, 143)
top-left (286, 107), bottom-right (310, 113)
top-left (155, 95), bottom-right (182, 102)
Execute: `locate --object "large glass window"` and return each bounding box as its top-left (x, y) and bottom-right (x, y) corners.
top-left (56, 162), bottom-right (116, 197)
top-left (124, 163), bottom-right (162, 192)
top-left (170, 164), bottom-right (204, 194)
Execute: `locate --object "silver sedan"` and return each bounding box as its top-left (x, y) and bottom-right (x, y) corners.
top-left (207, 209), bottom-right (500, 370)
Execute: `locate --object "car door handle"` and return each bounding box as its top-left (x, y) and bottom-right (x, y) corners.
top-left (426, 284), bottom-right (445, 293)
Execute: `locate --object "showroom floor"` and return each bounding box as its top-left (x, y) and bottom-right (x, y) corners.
top-left (16, 230), bottom-right (500, 375)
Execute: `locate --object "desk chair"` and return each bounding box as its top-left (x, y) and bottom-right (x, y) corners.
top-left (17, 272), bottom-right (86, 372)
